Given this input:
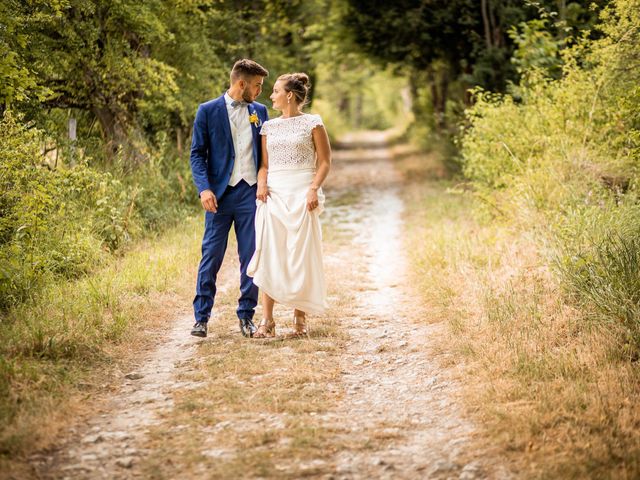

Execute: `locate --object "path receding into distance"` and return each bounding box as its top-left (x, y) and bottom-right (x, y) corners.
top-left (29, 130), bottom-right (512, 480)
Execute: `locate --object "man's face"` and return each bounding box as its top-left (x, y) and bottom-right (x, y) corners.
top-left (241, 75), bottom-right (264, 102)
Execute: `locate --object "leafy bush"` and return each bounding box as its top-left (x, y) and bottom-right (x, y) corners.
top-left (120, 131), bottom-right (196, 234)
top-left (1, 113), bottom-right (103, 306)
top-left (461, 0), bottom-right (640, 348)
top-left (0, 113), bottom-right (196, 309)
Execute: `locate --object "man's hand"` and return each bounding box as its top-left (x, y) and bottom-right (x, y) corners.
top-left (200, 189), bottom-right (218, 213)
top-left (256, 181), bottom-right (269, 202)
top-left (306, 188), bottom-right (319, 211)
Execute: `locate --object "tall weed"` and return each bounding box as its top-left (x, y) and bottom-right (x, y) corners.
top-left (555, 202), bottom-right (640, 350)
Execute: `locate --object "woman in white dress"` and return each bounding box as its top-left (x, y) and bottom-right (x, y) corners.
top-left (247, 72), bottom-right (332, 338)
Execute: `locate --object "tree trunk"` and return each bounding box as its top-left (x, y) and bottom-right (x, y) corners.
top-left (408, 73), bottom-right (421, 119)
top-left (428, 66), bottom-right (449, 131)
top-left (354, 93), bottom-right (363, 128)
top-left (481, 0), bottom-right (492, 49)
top-left (68, 116), bottom-right (77, 167)
top-left (176, 127), bottom-right (183, 158)
top-left (437, 69), bottom-right (449, 131)
top-left (92, 106), bottom-right (128, 160)
top-left (557, 0), bottom-right (567, 40)
top-left (488, 0), bottom-right (501, 47)
top-left (338, 95), bottom-right (350, 114)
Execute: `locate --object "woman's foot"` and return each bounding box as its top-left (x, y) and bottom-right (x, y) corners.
top-left (254, 318), bottom-right (276, 338)
top-left (286, 315), bottom-right (308, 338)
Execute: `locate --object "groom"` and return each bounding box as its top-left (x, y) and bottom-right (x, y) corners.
top-left (189, 59), bottom-right (269, 338)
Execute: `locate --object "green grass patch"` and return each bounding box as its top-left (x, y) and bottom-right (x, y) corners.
top-left (0, 215), bottom-right (203, 458)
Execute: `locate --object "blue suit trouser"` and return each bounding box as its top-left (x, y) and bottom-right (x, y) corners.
top-left (193, 180), bottom-right (258, 323)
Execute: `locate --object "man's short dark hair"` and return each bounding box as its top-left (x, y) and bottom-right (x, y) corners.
top-left (231, 59), bottom-right (269, 82)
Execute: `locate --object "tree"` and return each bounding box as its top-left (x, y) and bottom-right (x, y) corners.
top-left (1, 0), bottom-right (329, 159)
top-left (341, 0), bottom-right (605, 132)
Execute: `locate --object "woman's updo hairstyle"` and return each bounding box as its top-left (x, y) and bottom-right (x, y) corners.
top-left (278, 72), bottom-right (311, 106)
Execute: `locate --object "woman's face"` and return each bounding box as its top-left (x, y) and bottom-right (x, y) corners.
top-left (270, 80), bottom-right (290, 111)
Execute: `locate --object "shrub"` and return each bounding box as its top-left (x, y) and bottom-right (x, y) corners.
top-left (0, 113), bottom-right (105, 307)
top-left (0, 113), bottom-right (196, 309)
top-left (460, 0), bottom-right (640, 351)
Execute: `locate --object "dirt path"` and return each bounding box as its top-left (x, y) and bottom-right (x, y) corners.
top-left (30, 131), bottom-right (511, 479)
top-left (318, 132), bottom-right (510, 479)
top-left (27, 277), bottom-right (239, 479)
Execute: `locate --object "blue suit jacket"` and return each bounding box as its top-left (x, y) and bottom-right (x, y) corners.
top-left (190, 94), bottom-right (269, 201)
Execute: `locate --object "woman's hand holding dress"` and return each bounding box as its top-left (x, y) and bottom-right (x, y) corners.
top-left (257, 181), bottom-right (269, 202)
top-left (306, 187), bottom-right (319, 211)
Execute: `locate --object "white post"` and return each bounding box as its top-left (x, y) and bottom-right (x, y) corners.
top-left (68, 117), bottom-right (77, 166)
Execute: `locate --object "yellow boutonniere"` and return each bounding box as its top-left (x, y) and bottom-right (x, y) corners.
top-left (249, 112), bottom-right (260, 127)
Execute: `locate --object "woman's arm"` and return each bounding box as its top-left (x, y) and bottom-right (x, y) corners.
top-left (257, 135), bottom-right (269, 202)
top-left (307, 125), bottom-right (332, 211)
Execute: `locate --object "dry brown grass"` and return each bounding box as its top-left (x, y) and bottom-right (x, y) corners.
top-left (397, 150), bottom-right (640, 479)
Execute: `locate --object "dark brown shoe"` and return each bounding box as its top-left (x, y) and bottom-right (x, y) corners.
top-left (239, 318), bottom-right (257, 337)
top-left (190, 322), bottom-right (207, 337)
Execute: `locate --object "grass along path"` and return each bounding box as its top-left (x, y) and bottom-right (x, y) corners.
top-left (0, 212), bottom-right (203, 479)
top-left (25, 131), bottom-right (512, 479)
top-left (397, 148), bottom-right (640, 479)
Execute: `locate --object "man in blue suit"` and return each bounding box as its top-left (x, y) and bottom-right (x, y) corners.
top-left (189, 59), bottom-right (269, 338)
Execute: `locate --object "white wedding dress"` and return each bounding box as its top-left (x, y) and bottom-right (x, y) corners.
top-left (247, 113), bottom-right (328, 314)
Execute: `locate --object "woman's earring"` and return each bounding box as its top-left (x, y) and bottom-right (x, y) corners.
top-left (287, 97), bottom-right (290, 104)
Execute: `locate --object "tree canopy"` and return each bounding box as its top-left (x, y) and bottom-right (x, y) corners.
top-left (341, 0), bottom-right (606, 130)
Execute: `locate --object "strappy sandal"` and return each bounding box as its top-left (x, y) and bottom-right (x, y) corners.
top-left (254, 318), bottom-right (276, 338)
top-left (285, 315), bottom-right (308, 338)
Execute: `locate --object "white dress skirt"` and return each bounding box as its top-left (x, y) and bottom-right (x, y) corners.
top-left (247, 168), bottom-right (327, 314)
top-left (247, 113), bottom-right (328, 315)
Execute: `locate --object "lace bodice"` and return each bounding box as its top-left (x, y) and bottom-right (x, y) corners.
top-left (260, 114), bottom-right (324, 172)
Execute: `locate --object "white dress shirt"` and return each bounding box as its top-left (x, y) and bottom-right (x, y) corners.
top-left (224, 92), bottom-right (257, 187)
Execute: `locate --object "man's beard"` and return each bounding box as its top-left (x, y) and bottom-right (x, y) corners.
top-left (242, 88), bottom-right (254, 103)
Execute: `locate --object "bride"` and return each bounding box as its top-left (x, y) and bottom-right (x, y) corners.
top-left (247, 72), bottom-right (332, 338)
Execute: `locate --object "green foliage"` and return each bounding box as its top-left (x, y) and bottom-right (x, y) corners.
top-left (461, 0), bottom-right (640, 349)
top-left (313, 57), bottom-right (408, 133)
top-left (509, 19), bottom-right (563, 79)
top-left (0, 0), bottom-right (338, 310)
top-left (340, 0), bottom-right (606, 140)
top-left (0, 112), bottom-right (104, 307)
top-left (555, 203), bottom-right (640, 353)
top-left (0, 0), bottom-right (56, 108)
top-left (2, 0), bottom-right (334, 155)
top-left (118, 131), bottom-right (196, 234)
top-left (1, 0), bottom-right (181, 150)
top-left (0, 112), bottom-right (195, 309)
top-left (341, 0), bottom-right (528, 124)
